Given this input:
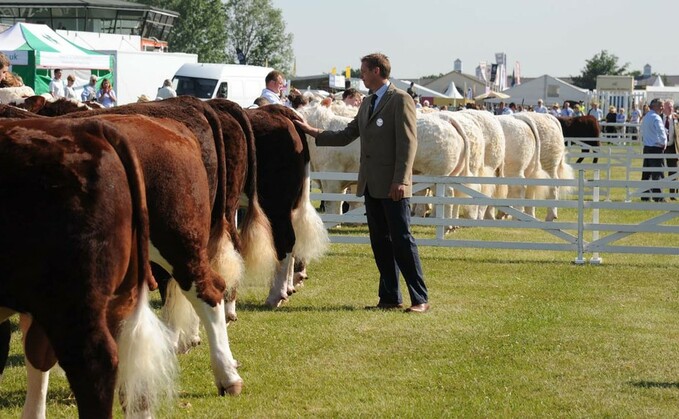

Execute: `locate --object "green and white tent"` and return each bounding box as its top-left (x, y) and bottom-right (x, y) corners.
top-left (0, 22), bottom-right (112, 94)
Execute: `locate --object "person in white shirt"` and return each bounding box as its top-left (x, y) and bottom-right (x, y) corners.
top-left (64, 74), bottom-right (77, 100)
top-left (156, 79), bottom-right (177, 100)
top-left (81, 75), bottom-right (97, 102)
top-left (534, 99), bottom-right (548, 114)
top-left (49, 69), bottom-right (66, 99)
top-left (560, 101), bottom-right (574, 117)
top-left (260, 70), bottom-right (285, 105)
top-left (628, 102), bottom-right (642, 140)
top-left (587, 102), bottom-right (604, 121)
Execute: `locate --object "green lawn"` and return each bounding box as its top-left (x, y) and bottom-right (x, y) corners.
top-left (1, 240), bottom-right (679, 418)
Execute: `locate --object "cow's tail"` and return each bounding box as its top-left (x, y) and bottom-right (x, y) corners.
top-left (237, 109), bottom-right (277, 287)
top-left (99, 121), bottom-right (177, 417)
top-left (556, 153), bottom-right (575, 197)
top-left (292, 161), bottom-right (329, 263)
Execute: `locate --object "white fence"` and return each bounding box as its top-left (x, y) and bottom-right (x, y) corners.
top-left (310, 132), bottom-right (679, 264)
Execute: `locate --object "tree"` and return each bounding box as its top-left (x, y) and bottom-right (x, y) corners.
top-left (136, 0), bottom-right (228, 63)
top-left (224, 0), bottom-right (294, 74)
top-left (571, 50), bottom-right (629, 90)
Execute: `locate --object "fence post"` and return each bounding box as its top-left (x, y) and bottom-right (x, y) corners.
top-left (590, 169), bottom-right (602, 265)
top-left (575, 169), bottom-right (586, 265)
top-left (435, 181), bottom-right (445, 240)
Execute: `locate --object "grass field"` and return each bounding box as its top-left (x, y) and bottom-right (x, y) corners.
top-left (2, 146), bottom-right (678, 417)
top-left (1, 235), bottom-right (678, 418)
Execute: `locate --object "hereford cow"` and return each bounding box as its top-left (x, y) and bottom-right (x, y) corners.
top-left (0, 118), bottom-right (176, 418)
top-left (246, 104), bottom-right (329, 307)
top-left (0, 108), bottom-right (244, 415)
top-left (513, 112), bottom-right (575, 221)
top-left (557, 115), bottom-right (601, 164)
top-left (21, 97), bottom-right (277, 320)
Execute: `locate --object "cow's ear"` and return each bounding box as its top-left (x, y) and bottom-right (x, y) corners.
top-left (23, 96), bottom-right (46, 114)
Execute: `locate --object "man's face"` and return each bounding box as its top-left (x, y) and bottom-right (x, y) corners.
top-left (360, 62), bottom-right (381, 91)
top-left (269, 76), bottom-right (284, 94)
top-left (55, 70), bottom-right (62, 79)
top-left (663, 101), bottom-right (673, 115)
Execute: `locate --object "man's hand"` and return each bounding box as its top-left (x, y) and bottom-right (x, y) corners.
top-left (388, 183), bottom-right (405, 201)
top-left (293, 119), bottom-right (320, 138)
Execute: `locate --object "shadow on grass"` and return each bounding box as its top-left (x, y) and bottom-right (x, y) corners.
top-left (630, 381), bottom-right (679, 389)
top-left (0, 388), bottom-right (74, 409)
top-left (236, 301), bottom-right (358, 313)
top-left (5, 354), bottom-right (24, 369)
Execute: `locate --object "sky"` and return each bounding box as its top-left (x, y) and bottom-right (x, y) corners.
top-left (272, 0), bottom-right (679, 79)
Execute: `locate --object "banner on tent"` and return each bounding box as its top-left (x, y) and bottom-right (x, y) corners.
top-left (37, 51), bottom-right (110, 69)
top-left (1, 51), bottom-right (28, 65)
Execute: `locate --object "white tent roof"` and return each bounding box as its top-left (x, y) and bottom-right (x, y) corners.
top-left (652, 76), bottom-right (664, 87)
top-left (0, 22), bottom-right (111, 69)
top-left (444, 81), bottom-right (464, 99)
top-left (484, 74), bottom-right (589, 106)
top-left (391, 78), bottom-right (458, 99)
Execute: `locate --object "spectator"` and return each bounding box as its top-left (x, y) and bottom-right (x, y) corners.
top-left (604, 106), bottom-right (617, 134)
top-left (628, 102), bottom-right (642, 140)
top-left (662, 99), bottom-right (678, 198)
top-left (573, 103), bottom-right (584, 117)
top-left (422, 99), bottom-right (430, 108)
top-left (535, 99), bottom-right (548, 113)
top-left (96, 79), bottom-right (117, 108)
top-left (407, 81), bottom-right (417, 98)
top-left (253, 96), bottom-right (270, 107)
top-left (156, 79), bottom-right (177, 100)
top-left (509, 102), bottom-right (518, 113)
top-left (64, 74), bottom-right (77, 100)
top-left (49, 69), bottom-right (66, 99)
top-left (81, 75), bottom-right (98, 102)
top-left (497, 101), bottom-right (512, 115)
top-left (0, 52), bottom-right (10, 85)
top-left (414, 95), bottom-right (422, 109)
top-left (587, 101), bottom-right (604, 121)
top-left (287, 90), bottom-right (308, 109)
top-left (640, 98), bottom-right (667, 202)
top-left (616, 107), bottom-right (627, 136)
top-left (342, 88), bottom-right (363, 107)
top-left (294, 52), bottom-right (430, 313)
top-left (560, 101), bottom-right (574, 117)
top-left (261, 70), bottom-right (285, 105)
top-left (549, 103), bottom-right (560, 117)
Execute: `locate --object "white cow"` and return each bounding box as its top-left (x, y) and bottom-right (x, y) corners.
top-left (513, 112), bottom-right (574, 220)
top-left (300, 104), bottom-right (472, 228)
top-left (496, 115), bottom-right (549, 217)
top-left (458, 109), bottom-right (506, 219)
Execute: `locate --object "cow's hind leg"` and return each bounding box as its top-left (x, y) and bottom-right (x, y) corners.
top-left (266, 253), bottom-right (293, 308)
top-left (181, 287), bottom-right (243, 395)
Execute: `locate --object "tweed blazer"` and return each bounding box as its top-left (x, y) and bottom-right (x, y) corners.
top-left (316, 83), bottom-right (417, 199)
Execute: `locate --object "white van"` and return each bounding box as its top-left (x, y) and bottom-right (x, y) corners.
top-left (172, 63), bottom-right (273, 107)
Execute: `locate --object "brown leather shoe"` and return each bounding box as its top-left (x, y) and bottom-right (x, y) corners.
top-left (405, 303), bottom-right (430, 313)
top-left (365, 302), bottom-right (404, 310)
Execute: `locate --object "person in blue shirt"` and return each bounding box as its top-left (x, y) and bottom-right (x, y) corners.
top-left (640, 98), bottom-right (667, 202)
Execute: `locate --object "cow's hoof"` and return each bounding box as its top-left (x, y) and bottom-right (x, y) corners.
top-left (293, 272), bottom-right (307, 286)
top-left (219, 380), bottom-right (243, 396)
top-left (445, 226), bottom-right (460, 234)
top-left (226, 312), bottom-right (238, 325)
top-left (294, 280), bottom-right (304, 291)
top-left (265, 297), bottom-right (287, 308)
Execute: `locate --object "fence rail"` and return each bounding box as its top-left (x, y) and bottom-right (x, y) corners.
top-left (311, 138), bottom-right (679, 264)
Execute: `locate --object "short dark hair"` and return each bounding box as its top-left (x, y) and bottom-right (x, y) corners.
top-left (265, 70), bottom-right (284, 84)
top-left (342, 88), bottom-right (360, 100)
top-left (361, 53), bottom-right (391, 79)
top-left (649, 98), bottom-right (663, 108)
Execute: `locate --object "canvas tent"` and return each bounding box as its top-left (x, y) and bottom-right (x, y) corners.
top-left (391, 78), bottom-right (465, 107)
top-left (0, 22), bottom-right (111, 94)
top-left (485, 74), bottom-right (589, 107)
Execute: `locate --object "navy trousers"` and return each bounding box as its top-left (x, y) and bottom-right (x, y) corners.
top-left (641, 146), bottom-right (666, 200)
top-left (364, 189), bottom-right (428, 306)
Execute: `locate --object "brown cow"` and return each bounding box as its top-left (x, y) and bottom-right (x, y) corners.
top-left (246, 104), bottom-right (329, 307)
top-left (0, 108), bottom-right (243, 415)
top-left (0, 118), bottom-right (176, 418)
top-left (557, 115), bottom-right (601, 164)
